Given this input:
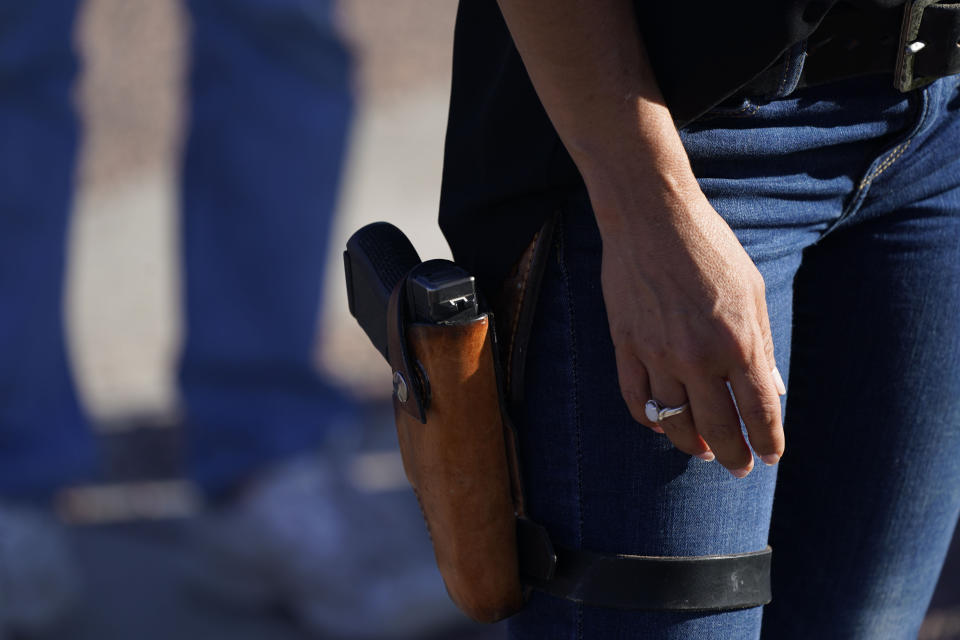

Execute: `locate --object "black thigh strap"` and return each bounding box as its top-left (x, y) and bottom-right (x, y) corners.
top-left (518, 520), bottom-right (772, 612)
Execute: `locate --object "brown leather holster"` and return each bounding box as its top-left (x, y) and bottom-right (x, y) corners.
top-left (383, 219), bottom-right (556, 623)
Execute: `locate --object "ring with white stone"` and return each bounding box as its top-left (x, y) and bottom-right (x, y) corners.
top-left (644, 398), bottom-right (689, 423)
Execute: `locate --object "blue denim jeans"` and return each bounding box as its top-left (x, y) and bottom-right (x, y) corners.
top-left (0, 0), bottom-right (353, 498)
top-left (510, 73), bottom-right (960, 639)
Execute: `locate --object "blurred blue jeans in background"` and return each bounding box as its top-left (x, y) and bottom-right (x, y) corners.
top-left (510, 74), bottom-right (960, 639)
top-left (0, 0), bottom-right (354, 499)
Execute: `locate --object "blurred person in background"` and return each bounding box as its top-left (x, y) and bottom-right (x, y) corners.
top-left (0, 1), bottom-right (455, 637)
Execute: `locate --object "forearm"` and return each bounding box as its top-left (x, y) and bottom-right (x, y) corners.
top-left (495, 0), bottom-right (704, 234)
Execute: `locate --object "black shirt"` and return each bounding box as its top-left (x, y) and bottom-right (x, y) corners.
top-left (438, 1), bottom-right (908, 295)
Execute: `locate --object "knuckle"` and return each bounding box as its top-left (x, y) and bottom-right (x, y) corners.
top-left (673, 344), bottom-right (712, 371)
top-left (660, 414), bottom-right (690, 431)
top-left (717, 330), bottom-right (755, 368)
top-left (698, 420), bottom-right (735, 443)
top-left (664, 431), bottom-right (700, 455)
top-left (610, 328), bottom-right (637, 352)
top-left (638, 341), bottom-right (671, 366)
top-left (740, 402), bottom-right (779, 429)
top-left (710, 319), bottom-right (741, 347)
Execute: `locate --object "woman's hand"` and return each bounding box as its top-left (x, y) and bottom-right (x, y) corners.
top-left (492, 0), bottom-right (786, 476)
top-left (593, 182), bottom-right (786, 477)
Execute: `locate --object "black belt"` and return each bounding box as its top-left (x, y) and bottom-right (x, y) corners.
top-left (516, 518), bottom-right (773, 612)
top-left (746, 0), bottom-right (960, 98)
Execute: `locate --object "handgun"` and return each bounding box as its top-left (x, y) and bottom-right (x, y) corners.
top-left (342, 220), bottom-right (533, 623)
top-left (343, 222), bottom-right (479, 361)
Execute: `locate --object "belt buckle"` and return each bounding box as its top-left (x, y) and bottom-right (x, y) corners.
top-left (895, 0), bottom-right (940, 91)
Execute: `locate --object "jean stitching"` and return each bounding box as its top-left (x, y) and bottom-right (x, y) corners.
top-left (823, 88), bottom-right (931, 239)
top-left (556, 215), bottom-right (584, 552)
top-left (863, 86), bottom-right (930, 191)
top-left (857, 140), bottom-right (913, 191)
top-left (775, 49), bottom-right (793, 98)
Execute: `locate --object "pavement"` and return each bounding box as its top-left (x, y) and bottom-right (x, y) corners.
top-left (62, 522), bottom-right (505, 640)
top-left (51, 409), bottom-right (505, 640)
top-left (21, 0), bottom-right (960, 638)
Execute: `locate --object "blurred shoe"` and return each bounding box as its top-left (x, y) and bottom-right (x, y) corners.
top-left (189, 454), bottom-right (465, 639)
top-left (0, 502), bottom-right (82, 638)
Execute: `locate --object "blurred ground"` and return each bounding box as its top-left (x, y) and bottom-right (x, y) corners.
top-left (38, 0), bottom-right (960, 638)
top-left (55, 403), bottom-right (504, 640)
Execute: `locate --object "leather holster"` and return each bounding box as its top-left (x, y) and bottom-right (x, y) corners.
top-left (383, 220), bottom-right (556, 623)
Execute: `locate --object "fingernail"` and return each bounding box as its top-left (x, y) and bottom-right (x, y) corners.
top-left (760, 453), bottom-right (780, 466)
top-left (731, 465), bottom-right (752, 479)
top-left (652, 425), bottom-right (665, 434)
top-left (695, 450), bottom-right (715, 462)
top-left (772, 366), bottom-right (787, 396)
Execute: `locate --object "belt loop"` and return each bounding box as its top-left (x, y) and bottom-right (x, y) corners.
top-left (772, 40), bottom-right (809, 98)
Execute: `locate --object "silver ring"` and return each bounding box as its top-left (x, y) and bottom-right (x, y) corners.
top-left (644, 398), bottom-right (689, 423)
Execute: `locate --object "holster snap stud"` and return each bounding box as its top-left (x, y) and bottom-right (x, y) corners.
top-left (393, 370), bottom-right (409, 403)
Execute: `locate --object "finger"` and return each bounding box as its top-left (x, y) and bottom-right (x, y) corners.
top-left (755, 286), bottom-right (787, 396)
top-left (613, 347), bottom-right (662, 433)
top-left (648, 373), bottom-right (713, 460)
top-left (727, 344), bottom-right (785, 467)
top-left (686, 375), bottom-right (753, 477)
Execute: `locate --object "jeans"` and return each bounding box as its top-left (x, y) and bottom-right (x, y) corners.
top-left (0, 0), bottom-right (353, 498)
top-left (510, 73), bottom-right (960, 639)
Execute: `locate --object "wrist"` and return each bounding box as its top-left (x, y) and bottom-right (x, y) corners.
top-left (565, 105), bottom-right (705, 235)
top-left (582, 159), bottom-right (706, 239)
